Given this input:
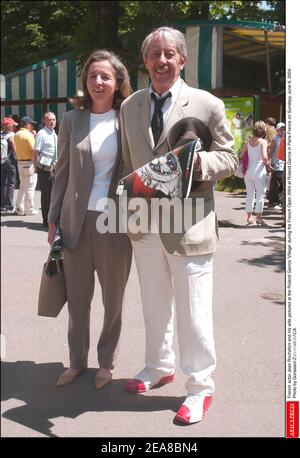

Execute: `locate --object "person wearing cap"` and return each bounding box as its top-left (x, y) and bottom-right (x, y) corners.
top-left (32, 112), bottom-right (58, 227)
top-left (120, 26), bottom-right (237, 424)
top-left (267, 122), bottom-right (285, 209)
top-left (1, 117), bottom-right (18, 212)
top-left (14, 116), bottom-right (39, 216)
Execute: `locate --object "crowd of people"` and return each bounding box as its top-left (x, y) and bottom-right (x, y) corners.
top-left (238, 117), bottom-right (285, 227)
top-left (1, 112), bottom-right (58, 226)
top-left (1, 25), bottom-right (285, 426)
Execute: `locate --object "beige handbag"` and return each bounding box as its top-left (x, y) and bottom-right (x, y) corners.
top-left (38, 256), bottom-right (67, 317)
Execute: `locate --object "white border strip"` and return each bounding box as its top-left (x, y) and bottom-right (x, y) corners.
top-left (185, 26), bottom-right (200, 89)
top-left (211, 26), bottom-right (217, 90)
top-left (286, 0), bottom-right (300, 438)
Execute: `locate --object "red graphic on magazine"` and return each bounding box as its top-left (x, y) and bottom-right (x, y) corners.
top-left (117, 139), bottom-right (200, 199)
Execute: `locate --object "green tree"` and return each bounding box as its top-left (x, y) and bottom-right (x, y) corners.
top-left (1, 0), bottom-right (284, 75)
top-left (72, 1), bottom-right (122, 72)
top-left (1, 0), bottom-right (87, 73)
top-left (265, 0), bottom-right (285, 25)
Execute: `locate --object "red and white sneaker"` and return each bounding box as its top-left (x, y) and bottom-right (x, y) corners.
top-left (175, 395), bottom-right (212, 424)
top-left (125, 368), bottom-right (174, 393)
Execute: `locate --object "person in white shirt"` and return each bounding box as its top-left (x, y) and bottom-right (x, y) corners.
top-left (33, 112), bottom-right (58, 227)
top-left (47, 50), bottom-right (132, 390)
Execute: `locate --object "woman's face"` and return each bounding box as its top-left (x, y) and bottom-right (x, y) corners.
top-left (86, 60), bottom-right (119, 113)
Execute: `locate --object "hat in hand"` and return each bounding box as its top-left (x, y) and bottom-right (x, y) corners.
top-left (167, 117), bottom-right (212, 151)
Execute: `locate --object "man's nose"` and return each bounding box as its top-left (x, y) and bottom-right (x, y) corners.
top-left (96, 75), bottom-right (103, 83)
top-left (158, 52), bottom-right (167, 63)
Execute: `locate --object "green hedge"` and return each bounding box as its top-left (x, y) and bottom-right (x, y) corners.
top-left (215, 175), bottom-right (246, 192)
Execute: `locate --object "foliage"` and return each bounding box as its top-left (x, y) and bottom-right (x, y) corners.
top-left (1, 0), bottom-right (285, 75)
top-left (215, 176), bottom-right (245, 193)
top-left (2, 1), bottom-right (284, 192)
top-left (265, 0), bottom-right (285, 25)
top-left (1, 1), bottom-right (87, 73)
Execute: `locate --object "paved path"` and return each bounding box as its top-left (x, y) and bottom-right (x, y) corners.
top-left (1, 191), bottom-right (285, 437)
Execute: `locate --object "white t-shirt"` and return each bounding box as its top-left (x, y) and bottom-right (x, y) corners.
top-left (87, 109), bottom-right (118, 212)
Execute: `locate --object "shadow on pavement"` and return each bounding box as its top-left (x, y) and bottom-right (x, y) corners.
top-left (232, 206), bottom-right (245, 211)
top-left (1, 361), bottom-right (185, 437)
top-left (225, 192), bottom-right (246, 198)
top-left (272, 300), bottom-right (285, 306)
top-left (0, 220), bottom-right (47, 231)
top-left (218, 220), bottom-right (285, 230)
top-left (238, 235), bottom-right (285, 273)
top-left (262, 214), bottom-right (282, 221)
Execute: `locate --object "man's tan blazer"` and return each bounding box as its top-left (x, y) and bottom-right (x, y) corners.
top-left (48, 108), bottom-right (123, 250)
top-left (120, 81), bottom-right (238, 256)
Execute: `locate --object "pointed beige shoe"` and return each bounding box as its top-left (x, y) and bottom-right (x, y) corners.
top-left (94, 369), bottom-right (112, 390)
top-left (56, 368), bottom-right (86, 386)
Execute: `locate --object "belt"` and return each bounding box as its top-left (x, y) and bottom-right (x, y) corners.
top-left (18, 159), bottom-right (32, 162)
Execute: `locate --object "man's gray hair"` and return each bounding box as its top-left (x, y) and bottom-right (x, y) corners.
top-left (141, 27), bottom-right (187, 59)
top-left (43, 111), bottom-right (56, 119)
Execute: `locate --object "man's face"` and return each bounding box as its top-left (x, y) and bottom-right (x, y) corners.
top-left (144, 37), bottom-right (186, 95)
top-left (278, 127), bottom-right (285, 137)
top-left (44, 114), bottom-right (56, 130)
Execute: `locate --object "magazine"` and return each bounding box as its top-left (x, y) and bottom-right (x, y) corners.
top-left (116, 139), bottom-right (201, 199)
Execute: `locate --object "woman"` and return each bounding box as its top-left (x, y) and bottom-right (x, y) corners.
top-left (241, 120), bottom-right (269, 225)
top-left (48, 50), bottom-right (132, 389)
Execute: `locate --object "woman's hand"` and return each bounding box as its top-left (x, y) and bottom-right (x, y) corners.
top-left (48, 222), bottom-right (57, 246)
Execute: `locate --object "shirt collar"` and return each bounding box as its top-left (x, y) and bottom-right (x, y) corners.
top-left (149, 78), bottom-right (183, 102)
top-left (44, 126), bottom-right (55, 134)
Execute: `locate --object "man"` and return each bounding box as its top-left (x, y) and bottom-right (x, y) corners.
top-left (1, 117), bottom-right (18, 212)
top-left (267, 122), bottom-right (285, 209)
top-left (120, 27), bottom-right (237, 424)
top-left (14, 116), bottom-right (38, 216)
top-left (33, 112), bottom-right (57, 227)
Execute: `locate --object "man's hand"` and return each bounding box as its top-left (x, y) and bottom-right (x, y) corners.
top-left (193, 152), bottom-right (201, 171)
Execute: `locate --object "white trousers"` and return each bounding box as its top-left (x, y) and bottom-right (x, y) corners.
top-left (15, 161), bottom-right (37, 213)
top-left (132, 233), bottom-right (216, 396)
top-left (244, 167), bottom-right (267, 214)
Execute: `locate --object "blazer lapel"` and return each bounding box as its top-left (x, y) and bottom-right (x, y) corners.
top-left (108, 112), bottom-right (122, 197)
top-left (138, 90), bottom-right (155, 150)
top-left (78, 109), bottom-right (92, 156)
top-left (154, 82), bottom-right (190, 152)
